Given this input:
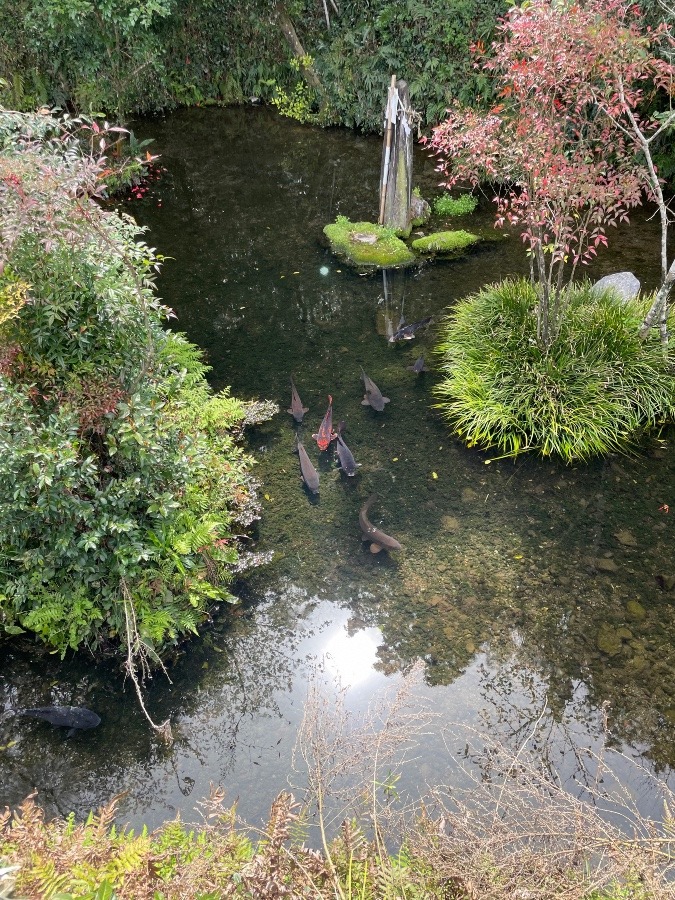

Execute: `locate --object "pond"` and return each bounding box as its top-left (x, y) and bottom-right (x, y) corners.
top-left (1, 107), bottom-right (675, 834)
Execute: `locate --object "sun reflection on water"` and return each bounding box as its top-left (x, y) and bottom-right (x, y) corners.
top-left (322, 627), bottom-right (381, 688)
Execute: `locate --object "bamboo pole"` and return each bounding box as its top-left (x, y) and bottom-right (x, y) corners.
top-left (379, 75), bottom-right (397, 225)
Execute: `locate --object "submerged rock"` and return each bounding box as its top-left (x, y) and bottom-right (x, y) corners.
top-left (441, 515), bottom-right (460, 532)
top-left (615, 529), bottom-right (638, 547)
top-left (592, 272), bottom-right (640, 303)
top-left (625, 600), bottom-right (646, 622)
top-left (596, 623), bottom-right (632, 657)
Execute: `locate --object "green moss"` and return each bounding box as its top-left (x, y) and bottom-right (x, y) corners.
top-left (411, 230), bottom-right (480, 255)
top-left (323, 217), bottom-right (416, 269)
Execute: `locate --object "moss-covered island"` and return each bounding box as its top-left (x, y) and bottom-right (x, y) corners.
top-left (411, 229), bottom-right (481, 256)
top-left (323, 216), bottom-right (416, 269)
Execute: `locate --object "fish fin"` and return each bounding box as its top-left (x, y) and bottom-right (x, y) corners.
top-left (361, 398), bottom-right (371, 406)
top-left (361, 532), bottom-right (371, 542)
top-left (370, 543), bottom-right (383, 554)
top-left (311, 433), bottom-right (319, 440)
top-left (303, 406), bottom-right (309, 414)
top-left (383, 396), bottom-right (390, 404)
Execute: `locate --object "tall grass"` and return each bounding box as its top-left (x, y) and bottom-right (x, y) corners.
top-left (435, 279), bottom-right (675, 463)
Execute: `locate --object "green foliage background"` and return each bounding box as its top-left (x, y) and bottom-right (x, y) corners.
top-left (0, 0), bottom-right (505, 129)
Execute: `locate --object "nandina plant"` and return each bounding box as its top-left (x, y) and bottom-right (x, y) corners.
top-left (428, 0), bottom-right (675, 350)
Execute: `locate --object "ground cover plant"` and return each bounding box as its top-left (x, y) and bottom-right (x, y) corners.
top-left (0, 110), bottom-right (259, 683)
top-left (435, 279), bottom-right (675, 462)
top-left (410, 229), bottom-right (479, 255)
top-left (432, 193), bottom-right (478, 217)
top-left (324, 216), bottom-right (416, 268)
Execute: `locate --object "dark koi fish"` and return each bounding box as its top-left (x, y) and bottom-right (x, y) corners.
top-left (335, 421), bottom-right (359, 477)
top-left (287, 376), bottom-right (309, 424)
top-left (360, 368), bottom-right (390, 412)
top-left (312, 395), bottom-right (337, 451)
top-left (388, 316), bottom-right (432, 343)
top-left (295, 438), bottom-right (320, 494)
top-left (407, 355), bottom-right (428, 374)
top-left (359, 495), bottom-right (402, 554)
top-left (15, 705), bottom-right (101, 737)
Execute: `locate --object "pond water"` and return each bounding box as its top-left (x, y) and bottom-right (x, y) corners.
top-left (2, 107), bottom-right (675, 834)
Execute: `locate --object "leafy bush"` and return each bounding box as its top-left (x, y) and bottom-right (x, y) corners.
top-left (0, 110), bottom-right (259, 658)
top-left (435, 279), bottom-right (675, 462)
top-left (433, 193), bottom-right (478, 216)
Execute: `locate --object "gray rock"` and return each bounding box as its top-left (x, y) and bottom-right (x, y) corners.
top-left (592, 272), bottom-right (640, 304)
top-left (410, 193), bottom-right (431, 227)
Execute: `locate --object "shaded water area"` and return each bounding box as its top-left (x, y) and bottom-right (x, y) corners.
top-left (2, 107), bottom-right (675, 832)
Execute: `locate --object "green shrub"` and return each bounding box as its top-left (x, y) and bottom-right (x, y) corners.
top-left (435, 278), bottom-right (675, 462)
top-left (433, 193), bottom-right (479, 216)
top-left (0, 111), bottom-right (259, 658)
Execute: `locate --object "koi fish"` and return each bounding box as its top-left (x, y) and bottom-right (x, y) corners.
top-left (15, 705), bottom-right (101, 737)
top-left (407, 355), bottom-right (428, 374)
top-left (335, 421), bottom-right (359, 477)
top-left (388, 316), bottom-right (432, 342)
top-left (360, 368), bottom-right (390, 412)
top-left (312, 395), bottom-right (337, 451)
top-left (295, 438), bottom-right (320, 494)
top-left (287, 376), bottom-right (309, 423)
top-left (359, 495), bottom-right (402, 554)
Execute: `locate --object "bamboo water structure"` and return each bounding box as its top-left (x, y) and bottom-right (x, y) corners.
top-left (378, 77), bottom-right (413, 234)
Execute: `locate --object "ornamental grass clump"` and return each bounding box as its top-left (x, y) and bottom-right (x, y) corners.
top-left (435, 279), bottom-right (675, 463)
